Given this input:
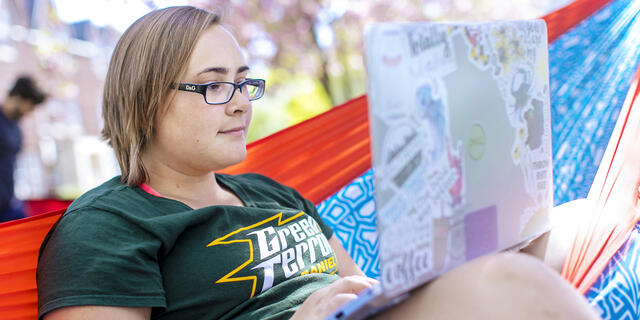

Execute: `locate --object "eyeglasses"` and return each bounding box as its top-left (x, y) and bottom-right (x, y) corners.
top-left (171, 78), bottom-right (265, 105)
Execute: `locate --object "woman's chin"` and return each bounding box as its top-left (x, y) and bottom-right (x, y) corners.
top-left (214, 150), bottom-right (247, 170)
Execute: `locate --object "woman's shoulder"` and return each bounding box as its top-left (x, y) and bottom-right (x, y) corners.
top-left (63, 176), bottom-right (155, 220)
top-left (41, 177), bottom-right (162, 254)
top-left (65, 176), bottom-right (127, 209)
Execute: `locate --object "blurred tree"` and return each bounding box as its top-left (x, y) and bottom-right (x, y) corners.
top-left (183, 0), bottom-right (563, 141)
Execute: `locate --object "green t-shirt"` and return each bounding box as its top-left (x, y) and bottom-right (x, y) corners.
top-left (37, 173), bottom-right (339, 320)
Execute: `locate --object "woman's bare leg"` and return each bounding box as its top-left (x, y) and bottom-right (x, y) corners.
top-left (375, 252), bottom-right (599, 320)
top-left (520, 199), bottom-right (590, 272)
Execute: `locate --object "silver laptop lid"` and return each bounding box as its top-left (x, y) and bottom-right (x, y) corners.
top-left (365, 20), bottom-right (553, 297)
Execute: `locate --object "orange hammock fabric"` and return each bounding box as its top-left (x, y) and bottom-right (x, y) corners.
top-left (0, 210), bottom-right (65, 320)
top-left (0, 0), bottom-right (627, 319)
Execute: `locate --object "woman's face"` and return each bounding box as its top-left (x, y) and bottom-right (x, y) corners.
top-left (150, 25), bottom-right (252, 174)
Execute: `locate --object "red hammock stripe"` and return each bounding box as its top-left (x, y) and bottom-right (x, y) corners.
top-left (543, 0), bottom-right (613, 42)
top-left (562, 60), bottom-right (640, 294)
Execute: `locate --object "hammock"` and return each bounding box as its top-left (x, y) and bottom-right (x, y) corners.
top-left (582, 66), bottom-right (640, 318)
top-left (1, 0), bottom-right (639, 318)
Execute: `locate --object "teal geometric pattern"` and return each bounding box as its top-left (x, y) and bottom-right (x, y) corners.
top-left (317, 169), bottom-right (380, 279)
top-left (586, 222), bottom-right (640, 319)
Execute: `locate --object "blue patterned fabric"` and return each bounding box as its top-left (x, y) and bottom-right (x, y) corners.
top-left (317, 169), bottom-right (380, 278)
top-left (586, 222), bottom-right (640, 319)
top-left (550, 0), bottom-right (640, 205)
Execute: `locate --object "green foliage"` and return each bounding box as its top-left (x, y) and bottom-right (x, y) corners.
top-left (247, 68), bottom-right (332, 142)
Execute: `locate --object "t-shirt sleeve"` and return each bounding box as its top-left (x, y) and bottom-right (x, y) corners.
top-left (36, 206), bottom-right (166, 319)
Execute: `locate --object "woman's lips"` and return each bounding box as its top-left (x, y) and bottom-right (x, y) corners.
top-left (219, 127), bottom-right (245, 136)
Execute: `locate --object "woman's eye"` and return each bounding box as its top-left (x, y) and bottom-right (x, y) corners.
top-left (207, 84), bottom-right (222, 91)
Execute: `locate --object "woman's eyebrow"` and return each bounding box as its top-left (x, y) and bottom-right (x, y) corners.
top-left (197, 66), bottom-right (250, 76)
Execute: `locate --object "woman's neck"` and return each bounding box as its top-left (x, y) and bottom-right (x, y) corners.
top-left (140, 153), bottom-right (243, 209)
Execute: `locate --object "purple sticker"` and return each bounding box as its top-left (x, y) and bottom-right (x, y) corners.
top-left (464, 205), bottom-right (498, 261)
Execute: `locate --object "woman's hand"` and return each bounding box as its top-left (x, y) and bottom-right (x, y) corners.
top-left (290, 275), bottom-right (378, 320)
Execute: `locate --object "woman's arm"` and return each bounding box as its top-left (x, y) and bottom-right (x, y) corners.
top-left (520, 199), bottom-right (588, 273)
top-left (328, 235), bottom-right (366, 277)
top-left (44, 306), bottom-right (151, 320)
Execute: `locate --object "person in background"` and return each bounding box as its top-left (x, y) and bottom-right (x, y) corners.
top-left (0, 76), bottom-right (46, 222)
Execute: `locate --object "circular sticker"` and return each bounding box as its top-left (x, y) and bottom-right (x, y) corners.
top-left (468, 123), bottom-right (486, 160)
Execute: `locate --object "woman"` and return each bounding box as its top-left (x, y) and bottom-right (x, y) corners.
top-left (37, 6), bottom-right (599, 320)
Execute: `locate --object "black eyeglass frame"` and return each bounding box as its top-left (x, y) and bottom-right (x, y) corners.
top-left (170, 78), bottom-right (265, 105)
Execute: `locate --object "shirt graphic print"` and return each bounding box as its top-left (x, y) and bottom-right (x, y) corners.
top-left (208, 210), bottom-right (337, 298)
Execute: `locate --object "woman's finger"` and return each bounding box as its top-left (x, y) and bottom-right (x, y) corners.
top-left (331, 276), bottom-right (375, 295)
top-left (329, 293), bottom-right (360, 311)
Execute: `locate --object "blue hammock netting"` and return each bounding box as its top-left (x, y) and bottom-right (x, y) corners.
top-left (551, 0), bottom-right (640, 205)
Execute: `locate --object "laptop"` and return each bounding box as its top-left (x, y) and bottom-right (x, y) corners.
top-left (328, 19), bottom-right (553, 319)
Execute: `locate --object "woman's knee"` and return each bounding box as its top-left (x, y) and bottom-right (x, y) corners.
top-left (376, 252), bottom-right (598, 319)
top-left (474, 252), bottom-right (599, 319)
top-left (413, 252), bottom-right (552, 301)
top-left (477, 251), bottom-right (583, 302)
top-left (480, 252), bottom-right (552, 285)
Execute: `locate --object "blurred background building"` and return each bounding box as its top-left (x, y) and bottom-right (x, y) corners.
top-left (1, 0), bottom-right (571, 202)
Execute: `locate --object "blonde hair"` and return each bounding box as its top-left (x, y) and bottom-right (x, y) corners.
top-left (101, 6), bottom-right (220, 186)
